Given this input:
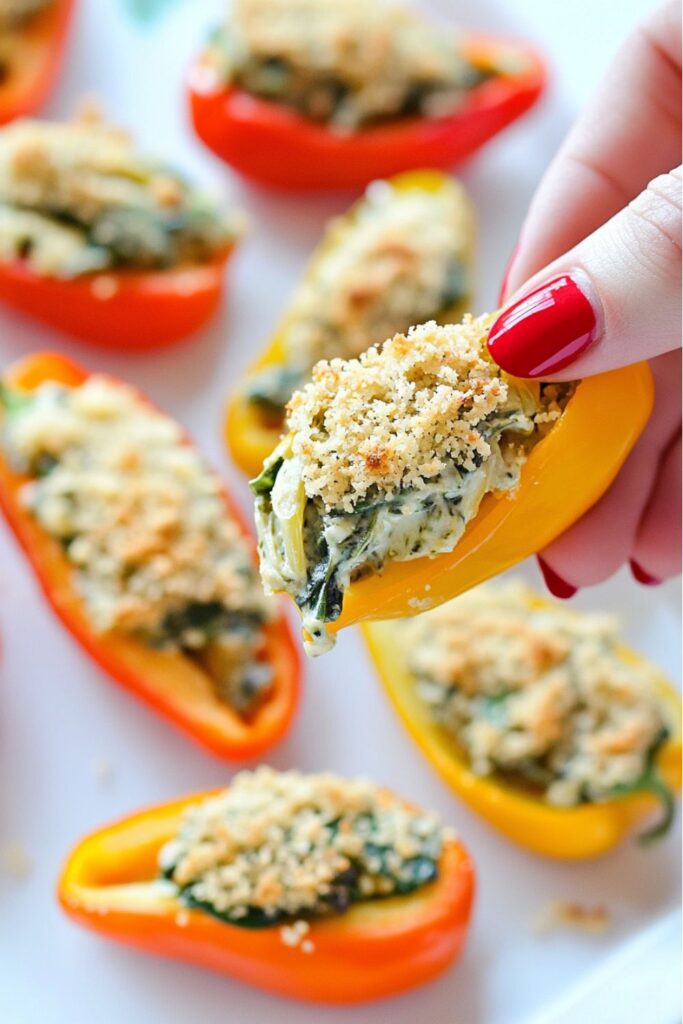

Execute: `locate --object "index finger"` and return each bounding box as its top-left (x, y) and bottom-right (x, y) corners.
top-left (503, 0), bottom-right (682, 300)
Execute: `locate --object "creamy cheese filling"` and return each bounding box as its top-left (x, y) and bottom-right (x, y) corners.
top-left (407, 582), bottom-right (673, 829)
top-left (0, 109), bottom-right (241, 278)
top-left (159, 766), bottom-right (446, 926)
top-left (205, 0), bottom-right (490, 131)
top-left (247, 177), bottom-right (473, 415)
top-left (1, 376), bottom-right (275, 715)
top-left (253, 316), bottom-right (570, 655)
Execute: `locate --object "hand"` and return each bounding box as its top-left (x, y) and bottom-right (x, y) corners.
top-left (488, 0), bottom-right (681, 594)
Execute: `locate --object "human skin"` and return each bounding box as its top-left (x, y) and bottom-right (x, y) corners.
top-left (489, 0), bottom-right (681, 593)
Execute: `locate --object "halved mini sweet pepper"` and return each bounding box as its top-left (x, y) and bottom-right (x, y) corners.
top-left (188, 34), bottom-right (545, 190)
top-left (363, 609), bottom-right (681, 860)
top-left (58, 789), bottom-right (475, 1003)
top-left (226, 169), bottom-right (474, 478)
top-left (323, 362), bottom-right (654, 639)
top-left (0, 352), bottom-right (300, 759)
top-left (0, 0), bottom-right (74, 125)
top-left (0, 253), bottom-right (233, 350)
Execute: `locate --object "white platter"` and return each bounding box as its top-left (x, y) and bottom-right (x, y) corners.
top-left (0, 2), bottom-right (680, 1022)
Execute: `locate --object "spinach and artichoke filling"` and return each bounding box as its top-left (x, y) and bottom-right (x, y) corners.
top-left (0, 376), bottom-right (274, 717)
top-left (0, 109), bottom-right (241, 278)
top-left (203, 0), bottom-right (493, 132)
top-left (158, 767), bottom-right (446, 930)
top-left (407, 581), bottom-right (676, 842)
top-left (247, 176), bottom-right (473, 417)
top-left (252, 315), bottom-right (572, 655)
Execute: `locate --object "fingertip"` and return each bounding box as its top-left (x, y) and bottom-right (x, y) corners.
top-left (537, 556), bottom-right (579, 599)
top-left (629, 559), bottom-right (662, 586)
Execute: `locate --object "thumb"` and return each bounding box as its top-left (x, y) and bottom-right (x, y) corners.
top-left (487, 167), bottom-right (682, 379)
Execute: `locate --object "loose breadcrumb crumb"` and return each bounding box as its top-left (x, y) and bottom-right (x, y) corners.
top-left (533, 900), bottom-right (611, 936)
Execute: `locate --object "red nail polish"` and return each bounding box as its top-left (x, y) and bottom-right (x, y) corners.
top-left (497, 242), bottom-right (520, 305)
top-left (537, 557), bottom-right (578, 599)
top-left (629, 560), bottom-right (661, 586)
top-left (488, 273), bottom-right (598, 378)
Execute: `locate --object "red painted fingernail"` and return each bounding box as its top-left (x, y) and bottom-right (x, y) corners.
top-left (497, 242), bottom-right (520, 305)
top-left (629, 560), bottom-right (661, 586)
top-left (537, 557), bottom-right (578, 599)
top-left (488, 272), bottom-right (599, 378)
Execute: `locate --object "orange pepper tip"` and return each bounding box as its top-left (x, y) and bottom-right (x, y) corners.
top-left (56, 791), bottom-right (475, 1004)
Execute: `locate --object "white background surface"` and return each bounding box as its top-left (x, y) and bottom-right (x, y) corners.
top-left (0, 2), bottom-right (680, 1023)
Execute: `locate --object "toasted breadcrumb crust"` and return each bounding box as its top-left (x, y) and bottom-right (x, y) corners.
top-left (3, 376), bottom-right (272, 642)
top-left (209, 0), bottom-right (480, 130)
top-left (407, 582), bottom-right (669, 805)
top-left (286, 315), bottom-right (511, 513)
top-left (283, 179), bottom-right (472, 367)
top-left (533, 900), bottom-right (610, 936)
top-left (159, 767), bottom-right (446, 922)
top-left (0, 110), bottom-right (240, 276)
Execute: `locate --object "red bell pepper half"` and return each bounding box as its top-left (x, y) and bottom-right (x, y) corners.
top-left (188, 34), bottom-right (546, 190)
top-left (0, 254), bottom-right (233, 350)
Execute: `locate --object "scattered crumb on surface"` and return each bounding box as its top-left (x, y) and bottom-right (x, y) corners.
top-left (533, 900), bottom-right (611, 937)
top-left (1, 841), bottom-right (33, 880)
top-left (93, 757), bottom-right (115, 788)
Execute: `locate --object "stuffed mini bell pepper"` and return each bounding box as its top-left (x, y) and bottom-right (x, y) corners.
top-left (59, 767), bottom-right (475, 1003)
top-left (0, 0), bottom-right (74, 124)
top-left (251, 314), bottom-right (653, 655)
top-left (363, 581), bottom-right (681, 859)
top-left (227, 169), bottom-right (474, 478)
top-left (188, 0), bottom-right (545, 190)
top-left (0, 107), bottom-right (242, 347)
top-left (0, 353), bottom-right (300, 759)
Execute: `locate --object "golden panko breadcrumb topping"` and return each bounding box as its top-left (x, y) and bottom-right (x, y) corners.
top-left (408, 581), bottom-right (669, 805)
top-left (286, 314), bottom-right (507, 513)
top-left (0, 109), bottom-right (240, 276)
top-left (209, 0), bottom-right (482, 130)
top-left (3, 375), bottom-right (272, 641)
top-left (159, 767), bottom-right (446, 923)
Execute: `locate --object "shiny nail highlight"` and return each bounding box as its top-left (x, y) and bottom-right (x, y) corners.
top-left (488, 273), bottom-right (598, 378)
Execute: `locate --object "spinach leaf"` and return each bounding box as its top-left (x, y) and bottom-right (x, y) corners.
top-left (0, 383), bottom-right (32, 416)
top-left (607, 730), bottom-right (675, 845)
top-left (250, 457), bottom-right (283, 496)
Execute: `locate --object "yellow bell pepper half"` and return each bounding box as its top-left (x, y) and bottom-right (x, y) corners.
top-left (225, 169), bottom-right (475, 479)
top-left (362, 601), bottom-right (681, 860)
top-left (325, 361), bottom-right (653, 637)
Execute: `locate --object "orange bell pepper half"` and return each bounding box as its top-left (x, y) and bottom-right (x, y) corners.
top-left (0, 253), bottom-right (232, 349)
top-left (188, 34), bottom-right (545, 190)
top-left (0, 0), bottom-right (74, 125)
top-left (323, 362), bottom-right (654, 639)
top-left (363, 606), bottom-right (682, 860)
top-left (58, 789), bottom-right (475, 1003)
top-left (0, 352), bottom-right (301, 759)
